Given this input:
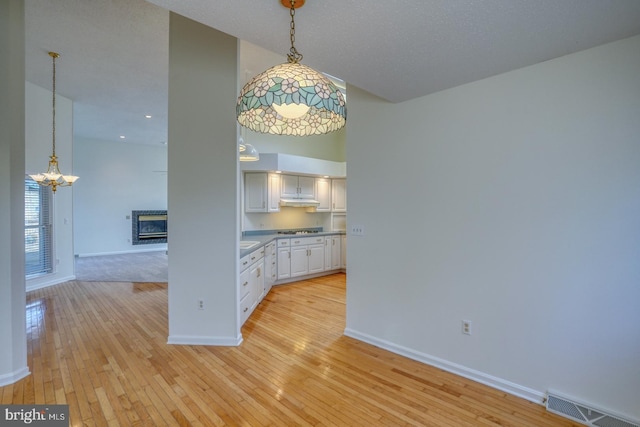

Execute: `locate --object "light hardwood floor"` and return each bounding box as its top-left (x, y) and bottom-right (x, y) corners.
top-left (2, 274), bottom-right (580, 426)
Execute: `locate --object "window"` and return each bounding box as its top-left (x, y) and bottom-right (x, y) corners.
top-left (25, 179), bottom-right (53, 277)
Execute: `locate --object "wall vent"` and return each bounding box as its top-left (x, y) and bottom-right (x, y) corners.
top-left (546, 393), bottom-right (639, 427)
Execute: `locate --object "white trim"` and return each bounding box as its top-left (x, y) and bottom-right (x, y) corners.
top-left (26, 274), bottom-right (75, 292)
top-left (76, 247), bottom-right (167, 258)
top-left (0, 367), bottom-right (30, 387)
top-left (167, 335), bottom-right (242, 346)
top-left (344, 328), bottom-right (545, 404)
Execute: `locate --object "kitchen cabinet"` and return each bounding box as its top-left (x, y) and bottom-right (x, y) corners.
top-left (332, 179), bottom-right (347, 212)
top-left (330, 235), bottom-right (342, 270)
top-left (324, 236), bottom-right (332, 270)
top-left (323, 235), bottom-right (342, 271)
top-left (245, 173), bottom-right (267, 213)
top-left (277, 239), bottom-right (291, 280)
top-left (264, 241), bottom-right (276, 294)
top-left (267, 173), bottom-right (281, 212)
top-left (315, 178), bottom-right (332, 212)
top-left (239, 246), bottom-right (265, 325)
top-left (281, 175), bottom-right (316, 200)
top-left (244, 172), bottom-right (280, 213)
top-left (290, 236), bottom-right (325, 277)
top-left (341, 235), bottom-right (347, 269)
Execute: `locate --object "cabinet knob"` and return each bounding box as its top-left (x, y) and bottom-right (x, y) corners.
top-left (243, 307), bottom-right (248, 313)
top-left (243, 281), bottom-right (248, 287)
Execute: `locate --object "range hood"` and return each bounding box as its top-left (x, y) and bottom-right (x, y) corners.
top-left (280, 198), bottom-right (320, 208)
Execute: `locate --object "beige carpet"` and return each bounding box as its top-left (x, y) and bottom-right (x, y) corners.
top-left (75, 251), bottom-right (168, 282)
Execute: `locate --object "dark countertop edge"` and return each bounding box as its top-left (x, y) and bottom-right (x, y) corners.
top-left (240, 231), bottom-right (346, 258)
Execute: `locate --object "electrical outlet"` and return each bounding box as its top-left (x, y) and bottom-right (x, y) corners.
top-left (198, 299), bottom-right (205, 310)
top-left (462, 320), bottom-right (472, 335)
top-left (350, 224), bottom-right (365, 236)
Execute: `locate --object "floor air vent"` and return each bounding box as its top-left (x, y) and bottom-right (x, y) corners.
top-left (546, 393), bottom-right (639, 427)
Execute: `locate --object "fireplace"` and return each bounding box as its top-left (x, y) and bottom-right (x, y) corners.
top-left (132, 210), bottom-right (167, 245)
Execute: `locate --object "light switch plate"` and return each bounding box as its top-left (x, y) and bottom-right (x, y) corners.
top-left (350, 225), bottom-right (365, 236)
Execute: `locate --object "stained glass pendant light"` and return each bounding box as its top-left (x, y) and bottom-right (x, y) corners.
top-left (236, 0), bottom-right (346, 136)
top-left (29, 52), bottom-right (79, 192)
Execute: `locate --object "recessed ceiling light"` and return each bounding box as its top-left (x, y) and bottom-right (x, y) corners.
top-left (145, 115), bottom-right (152, 119)
top-left (119, 135), bottom-right (126, 139)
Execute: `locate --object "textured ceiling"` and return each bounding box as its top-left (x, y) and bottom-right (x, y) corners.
top-left (24, 0), bottom-right (640, 145)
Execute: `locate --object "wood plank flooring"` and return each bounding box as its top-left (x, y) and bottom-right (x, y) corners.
top-left (2, 274), bottom-right (581, 426)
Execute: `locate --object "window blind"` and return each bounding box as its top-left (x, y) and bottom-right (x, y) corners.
top-left (25, 179), bottom-right (53, 277)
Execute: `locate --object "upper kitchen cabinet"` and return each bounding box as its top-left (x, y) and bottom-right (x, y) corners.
top-left (281, 175), bottom-right (316, 200)
top-left (332, 179), bottom-right (347, 212)
top-left (315, 178), bottom-right (332, 212)
top-left (245, 172), bottom-right (280, 213)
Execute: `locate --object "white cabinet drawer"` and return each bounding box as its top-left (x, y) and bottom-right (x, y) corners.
top-left (240, 253), bottom-right (251, 270)
top-left (240, 293), bottom-right (252, 324)
top-left (240, 268), bottom-right (250, 299)
top-left (249, 247), bottom-right (264, 263)
top-left (277, 238), bottom-right (290, 247)
top-left (290, 236), bottom-right (325, 246)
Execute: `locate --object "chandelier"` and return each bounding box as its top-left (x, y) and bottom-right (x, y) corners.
top-left (29, 52), bottom-right (79, 192)
top-left (236, 0), bottom-right (346, 136)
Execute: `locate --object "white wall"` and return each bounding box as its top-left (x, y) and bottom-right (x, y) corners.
top-left (24, 82), bottom-right (76, 291)
top-left (0, 0), bottom-right (29, 386)
top-left (167, 14), bottom-right (239, 345)
top-left (74, 137), bottom-right (168, 256)
top-left (345, 35), bottom-right (640, 421)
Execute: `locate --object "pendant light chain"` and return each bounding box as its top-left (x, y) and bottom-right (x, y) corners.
top-left (51, 52), bottom-right (58, 157)
top-left (287, 0), bottom-right (303, 63)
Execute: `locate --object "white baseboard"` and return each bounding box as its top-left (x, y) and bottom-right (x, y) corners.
top-left (26, 274), bottom-right (76, 292)
top-left (167, 335), bottom-right (242, 346)
top-left (76, 247), bottom-right (168, 258)
top-left (0, 367), bottom-right (30, 387)
top-left (343, 328), bottom-right (545, 405)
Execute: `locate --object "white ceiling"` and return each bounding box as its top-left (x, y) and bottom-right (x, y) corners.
top-left (25, 0), bottom-right (640, 146)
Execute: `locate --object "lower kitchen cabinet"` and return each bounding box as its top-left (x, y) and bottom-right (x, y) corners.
top-left (290, 236), bottom-right (325, 278)
top-left (264, 242), bottom-right (276, 294)
top-left (277, 239), bottom-right (291, 280)
top-left (239, 246), bottom-right (265, 325)
top-left (241, 234), bottom-right (346, 325)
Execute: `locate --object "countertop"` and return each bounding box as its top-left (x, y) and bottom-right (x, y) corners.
top-left (240, 231), bottom-right (345, 258)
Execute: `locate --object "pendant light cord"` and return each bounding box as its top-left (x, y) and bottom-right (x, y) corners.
top-left (51, 52), bottom-right (58, 157)
top-left (287, 0), bottom-right (303, 63)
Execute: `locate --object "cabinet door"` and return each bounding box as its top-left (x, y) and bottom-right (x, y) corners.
top-left (298, 176), bottom-right (316, 199)
top-left (332, 179), bottom-right (347, 212)
top-left (341, 235), bottom-right (347, 269)
top-left (281, 175), bottom-right (299, 199)
top-left (290, 245), bottom-right (310, 277)
top-left (331, 235), bottom-right (341, 270)
top-left (267, 173), bottom-right (281, 212)
top-left (245, 173), bottom-right (267, 212)
top-left (308, 243), bottom-right (325, 274)
top-left (324, 237), bottom-right (332, 270)
top-left (277, 247), bottom-right (291, 280)
top-left (250, 260), bottom-right (264, 309)
top-left (315, 178), bottom-right (332, 212)
top-left (240, 266), bottom-right (251, 300)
